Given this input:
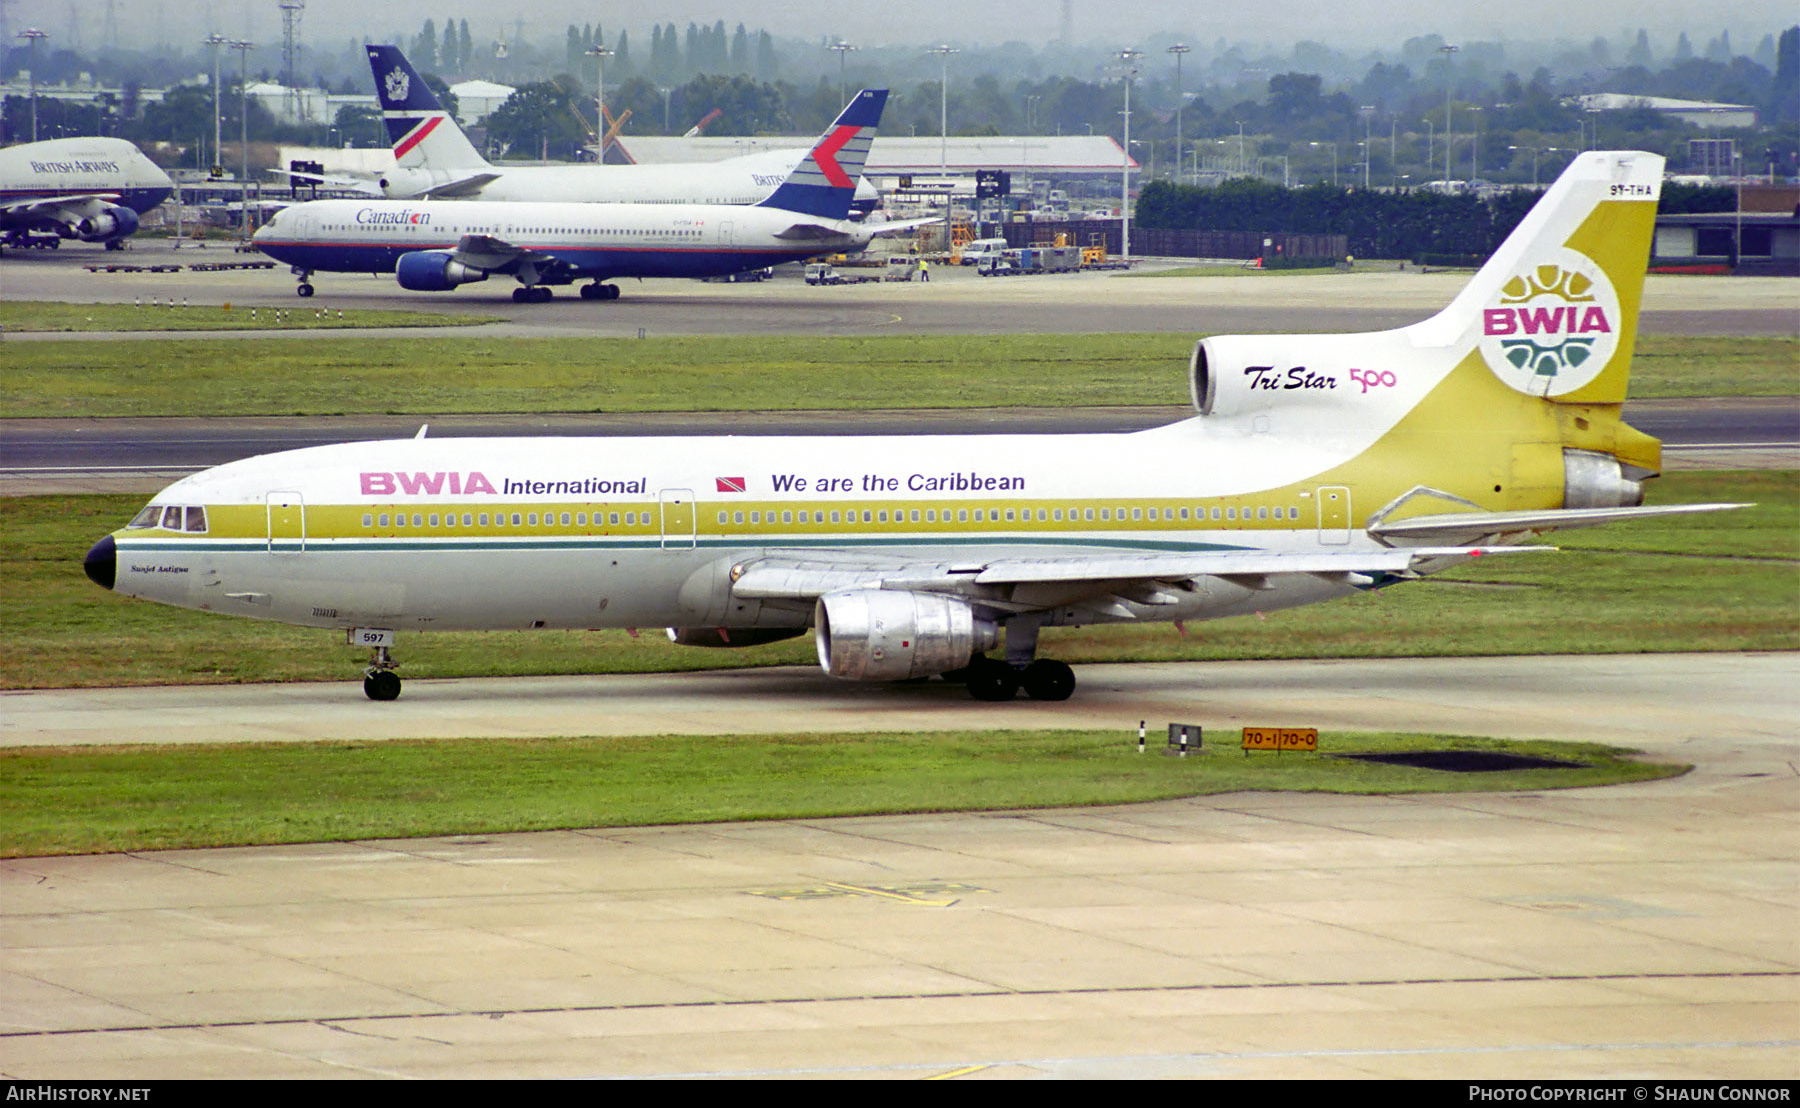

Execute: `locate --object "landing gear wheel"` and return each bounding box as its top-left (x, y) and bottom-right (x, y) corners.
top-left (512, 287), bottom-right (529, 303)
top-left (966, 658), bottom-right (1019, 702)
top-left (1020, 659), bottom-right (1076, 701)
top-left (297, 282), bottom-right (315, 297)
top-left (363, 669), bottom-right (401, 701)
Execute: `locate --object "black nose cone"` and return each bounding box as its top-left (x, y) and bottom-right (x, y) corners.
top-left (84, 535), bottom-right (116, 591)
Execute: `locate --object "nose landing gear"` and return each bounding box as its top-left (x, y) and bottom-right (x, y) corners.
top-left (360, 640), bottom-right (401, 701)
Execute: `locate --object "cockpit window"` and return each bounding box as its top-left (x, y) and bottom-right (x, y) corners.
top-left (126, 504), bottom-right (208, 532)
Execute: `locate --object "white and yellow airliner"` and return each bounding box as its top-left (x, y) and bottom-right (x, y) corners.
top-left (84, 151), bottom-right (1738, 701)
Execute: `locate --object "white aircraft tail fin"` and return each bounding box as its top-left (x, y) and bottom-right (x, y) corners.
top-left (366, 44), bottom-right (489, 171)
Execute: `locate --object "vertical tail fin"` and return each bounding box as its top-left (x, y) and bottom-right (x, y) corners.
top-left (366, 44), bottom-right (489, 170)
top-left (756, 89), bottom-right (887, 220)
top-left (1409, 151), bottom-right (1664, 405)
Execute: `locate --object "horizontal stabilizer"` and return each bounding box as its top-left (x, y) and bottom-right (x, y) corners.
top-left (772, 222), bottom-right (857, 241)
top-left (864, 216), bottom-right (945, 236)
top-left (266, 168), bottom-right (383, 195)
top-left (421, 173), bottom-right (501, 198)
top-left (1370, 503), bottom-right (1749, 544)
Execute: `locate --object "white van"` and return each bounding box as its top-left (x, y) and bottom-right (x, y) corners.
top-left (959, 238), bottom-right (1009, 266)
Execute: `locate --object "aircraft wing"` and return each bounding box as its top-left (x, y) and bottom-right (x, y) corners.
top-left (444, 233), bottom-right (572, 280)
top-left (1, 193), bottom-right (122, 219)
top-left (727, 545), bottom-right (1550, 614)
top-left (1368, 503), bottom-right (1748, 545)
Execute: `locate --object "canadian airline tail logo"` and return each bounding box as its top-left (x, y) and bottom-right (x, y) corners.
top-left (1477, 248), bottom-right (1620, 397)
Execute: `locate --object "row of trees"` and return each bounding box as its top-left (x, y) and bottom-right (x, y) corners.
top-left (1, 23), bottom-right (1793, 185)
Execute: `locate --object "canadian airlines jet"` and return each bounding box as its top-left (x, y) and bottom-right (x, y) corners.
top-left (86, 152), bottom-right (1739, 701)
top-left (366, 44), bottom-right (879, 214)
top-left (251, 88), bottom-right (916, 300)
top-left (0, 137), bottom-right (172, 254)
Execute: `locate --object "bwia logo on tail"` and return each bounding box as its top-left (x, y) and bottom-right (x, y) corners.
top-left (1480, 251), bottom-right (1622, 396)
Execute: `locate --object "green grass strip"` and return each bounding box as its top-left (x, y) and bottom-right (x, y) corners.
top-left (0, 300), bottom-right (501, 333)
top-left (2, 333), bottom-right (1790, 417)
top-left (0, 731), bottom-right (1687, 857)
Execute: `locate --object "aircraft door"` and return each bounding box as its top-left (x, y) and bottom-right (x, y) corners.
top-left (1315, 486), bottom-right (1351, 545)
top-left (659, 489), bottom-right (696, 550)
top-left (719, 220), bottom-right (733, 247)
top-left (266, 490), bottom-right (306, 553)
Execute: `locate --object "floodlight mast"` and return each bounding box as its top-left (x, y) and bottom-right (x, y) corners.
top-left (17, 28), bottom-right (47, 142)
top-left (829, 40), bottom-right (857, 107)
top-left (1117, 48), bottom-right (1143, 261)
top-left (1439, 43), bottom-right (1459, 187)
top-left (1168, 44), bottom-right (1190, 181)
top-left (206, 32), bottom-right (227, 175)
top-left (233, 39), bottom-right (254, 242)
top-left (586, 44), bottom-right (612, 149)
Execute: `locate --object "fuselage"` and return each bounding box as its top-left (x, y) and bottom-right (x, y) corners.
top-left (251, 197), bottom-right (869, 281)
top-left (0, 137), bottom-right (172, 242)
top-left (381, 148), bottom-right (811, 207)
top-left (0, 137), bottom-right (173, 214)
top-left (91, 394), bottom-right (1537, 636)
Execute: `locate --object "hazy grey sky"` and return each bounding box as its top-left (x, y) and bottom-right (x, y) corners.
top-left (7, 0), bottom-right (1791, 55)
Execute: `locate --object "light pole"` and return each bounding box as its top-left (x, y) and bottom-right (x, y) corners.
top-left (1116, 48), bottom-right (1142, 260)
top-left (1311, 141), bottom-right (1338, 187)
top-left (1360, 104), bottom-right (1374, 188)
top-left (828, 40), bottom-right (856, 106)
top-left (233, 40), bottom-right (254, 241)
top-left (928, 44), bottom-right (958, 175)
top-left (1509, 145), bottom-right (1537, 187)
top-left (205, 33), bottom-right (227, 175)
top-left (17, 28), bottom-right (47, 142)
top-left (1438, 44), bottom-right (1459, 186)
top-left (586, 44), bottom-right (612, 152)
top-left (1467, 105), bottom-right (1482, 185)
top-left (1168, 43), bottom-right (1190, 181)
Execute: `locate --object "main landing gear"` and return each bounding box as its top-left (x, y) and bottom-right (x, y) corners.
top-left (363, 643), bottom-right (401, 701)
top-left (579, 282), bottom-right (620, 301)
top-left (950, 613), bottom-right (1076, 701)
top-left (512, 285), bottom-right (554, 303)
top-left (953, 656), bottom-right (1076, 702)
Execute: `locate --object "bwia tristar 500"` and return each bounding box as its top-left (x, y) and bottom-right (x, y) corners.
top-left (86, 151), bottom-right (1738, 701)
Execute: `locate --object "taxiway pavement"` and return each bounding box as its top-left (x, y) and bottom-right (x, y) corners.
top-left (3, 654), bottom-right (1796, 1079)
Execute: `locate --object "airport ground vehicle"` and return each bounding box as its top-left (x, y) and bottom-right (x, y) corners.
top-left (805, 263), bottom-right (878, 285)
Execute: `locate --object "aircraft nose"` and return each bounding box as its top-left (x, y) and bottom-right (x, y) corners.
top-left (84, 535), bottom-right (116, 591)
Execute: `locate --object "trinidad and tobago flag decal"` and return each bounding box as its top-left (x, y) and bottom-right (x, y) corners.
top-left (715, 476), bottom-right (747, 493)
